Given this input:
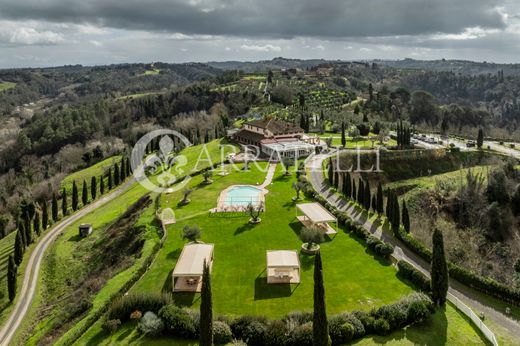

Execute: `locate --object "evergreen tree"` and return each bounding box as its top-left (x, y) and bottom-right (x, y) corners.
top-left (114, 163), bottom-right (120, 185)
top-left (62, 188), bottom-right (68, 217)
top-left (343, 173), bottom-right (351, 198)
top-left (199, 260), bottom-right (213, 346)
top-left (402, 200), bottom-right (410, 233)
top-left (91, 176), bottom-right (97, 200)
top-left (120, 158), bottom-right (126, 182)
top-left (341, 122), bottom-right (346, 148)
top-left (363, 180), bottom-right (371, 210)
top-left (23, 212), bottom-right (32, 245)
top-left (391, 193), bottom-right (400, 231)
top-left (108, 168), bottom-right (113, 190)
top-left (72, 181), bottom-right (79, 211)
top-left (477, 128), bottom-right (484, 149)
top-left (14, 230), bottom-right (24, 265)
top-left (7, 255), bottom-right (17, 301)
top-left (100, 175), bottom-right (105, 195)
top-left (18, 219), bottom-right (26, 247)
top-left (313, 252), bottom-right (328, 346)
top-left (431, 228), bottom-right (449, 307)
top-left (371, 193), bottom-right (377, 211)
top-left (42, 199), bottom-right (48, 230)
top-left (82, 180), bottom-right (88, 206)
top-left (33, 211), bottom-right (40, 237)
top-left (52, 193), bottom-right (58, 222)
top-left (357, 179), bottom-right (364, 205)
top-left (352, 180), bottom-right (357, 202)
top-left (333, 171), bottom-right (339, 189)
top-left (126, 157), bottom-right (131, 177)
top-left (327, 160), bottom-right (333, 186)
top-left (376, 183), bottom-right (384, 214)
top-left (386, 190), bottom-right (393, 220)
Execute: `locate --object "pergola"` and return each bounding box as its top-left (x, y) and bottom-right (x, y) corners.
top-left (266, 250), bottom-right (301, 284)
top-left (296, 202), bottom-right (338, 236)
top-left (172, 243), bottom-right (214, 292)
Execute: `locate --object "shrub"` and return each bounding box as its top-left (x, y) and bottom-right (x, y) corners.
top-left (230, 316), bottom-right (269, 343)
top-left (373, 318), bottom-right (390, 335)
top-left (102, 319), bottom-right (121, 334)
top-left (397, 260), bottom-right (431, 293)
top-left (158, 304), bottom-right (197, 338)
top-left (407, 300), bottom-right (432, 324)
top-left (287, 321), bottom-right (313, 346)
top-left (213, 320), bottom-right (233, 345)
top-left (329, 315), bottom-right (355, 345)
top-left (107, 292), bottom-right (171, 322)
top-left (242, 320), bottom-right (268, 346)
top-left (138, 312), bottom-right (164, 337)
top-left (265, 319), bottom-right (288, 346)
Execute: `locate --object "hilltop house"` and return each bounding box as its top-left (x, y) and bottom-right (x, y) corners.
top-left (232, 118), bottom-right (322, 158)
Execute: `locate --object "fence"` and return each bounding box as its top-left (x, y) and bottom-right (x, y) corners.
top-left (447, 293), bottom-right (499, 346)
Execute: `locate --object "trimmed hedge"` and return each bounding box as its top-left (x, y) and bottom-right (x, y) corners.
top-left (397, 260), bottom-right (431, 293)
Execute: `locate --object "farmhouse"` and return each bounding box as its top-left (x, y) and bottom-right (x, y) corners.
top-left (233, 118), bottom-right (323, 158)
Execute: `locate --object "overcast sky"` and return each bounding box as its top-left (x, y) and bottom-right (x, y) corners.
top-left (1, 0), bottom-right (520, 68)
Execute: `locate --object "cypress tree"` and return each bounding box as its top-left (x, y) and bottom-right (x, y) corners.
top-left (477, 128), bottom-right (484, 149)
top-left (386, 190), bottom-right (393, 220)
top-left (33, 211), bottom-right (40, 237)
top-left (352, 180), bottom-right (356, 202)
top-left (7, 255), bottom-right (17, 301)
top-left (42, 199), bottom-right (48, 230)
top-left (199, 260), bottom-right (213, 346)
top-left (82, 180), bottom-right (88, 206)
top-left (376, 183), bottom-right (384, 214)
top-left (402, 200), bottom-right (410, 233)
top-left (114, 163), bottom-right (120, 186)
top-left (391, 193), bottom-right (400, 230)
top-left (345, 173), bottom-right (352, 198)
top-left (327, 160), bottom-right (333, 186)
top-left (313, 252), bottom-right (328, 346)
top-left (108, 168), bottom-right (113, 190)
top-left (52, 193), bottom-right (58, 222)
top-left (91, 176), bottom-right (97, 200)
top-left (72, 181), bottom-right (79, 211)
top-left (341, 122), bottom-right (346, 148)
top-left (100, 175), bottom-right (105, 195)
top-left (120, 158), bottom-right (126, 182)
top-left (14, 230), bottom-right (24, 265)
top-left (363, 180), bottom-right (371, 210)
top-left (431, 228), bottom-right (449, 307)
top-left (126, 157), bottom-right (131, 176)
top-left (357, 179), bottom-right (364, 204)
top-left (23, 212), bottom-right (32, 244)
top-left (371, 193), bottom-right (377, 211)
top-left (62, 188), bottom-right (68, 217)
top-left (333, 171), bottom-right (339, 189)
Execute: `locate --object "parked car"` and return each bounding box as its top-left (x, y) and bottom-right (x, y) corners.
top-left (466, 141), bottom-right (476, 148)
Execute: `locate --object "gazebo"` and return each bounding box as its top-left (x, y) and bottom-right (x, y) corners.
top-left (266, 250), bottom-right (301, 284)
top-left (296, 202), bottom-right (337, 236)
top-left (172, 243), bottom-right (214, 292)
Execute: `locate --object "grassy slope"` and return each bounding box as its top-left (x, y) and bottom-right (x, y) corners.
top-left (0, 232), bottom-right (16, 313)
top-left (60, 155), bottom-right (122, 194)
top-left (0, 82), bottom-right (16, 92)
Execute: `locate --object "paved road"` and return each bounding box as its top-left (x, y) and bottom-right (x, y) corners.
top-left (306, 152), bottom-right (520, 343)
top-left (0, 179), bottom-right (135, 346)
top-left (486, 141), bottom-right (520, 159)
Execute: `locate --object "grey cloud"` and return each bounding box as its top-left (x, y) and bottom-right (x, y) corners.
top-left (0, 0), bottom-right (507, 38)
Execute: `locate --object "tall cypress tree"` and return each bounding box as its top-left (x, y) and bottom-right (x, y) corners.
top-left (7, 255), bottom-right (17, 301)
top-left (33, 211), bottom-right (40, 237)
top-left (62, 188), bottom-right (68, 217)
top-left (14, 230), bottom-right (24, 265)
top-left (42, 199), bottom-right (48, 230)
top-left (82, 180), bottom-right (88, 206)
top-left (333, 171), bottom-right (339, 189)
top-left (327, 159), bottom-right (333, 186)
top-left (114, 163), bottom-right (120, 186)
top-left (52, 193), bottom-right (58, 222)
top-left (199, 260), bottom-right (213, 346)
top-left (386, 190), bottom-right (393, 220)
top-left (352, 180), bottom-right (356, 202)
top-left (431, 228), bottom-right (449, 307)
top-left (313, 252), bottom-right (328, 346)
top-left (344, 173), bottom-right (352, 198)
top-left (376, 183), bottom-right (384, 214)
top-left (341, 122), bottom-right (346, 148)
top-left (402, 200), bottom-right (410, 233)
top-left (363, 180), bottom-right (371, 210)
top-left (126, 157), bottom-right (131, 176)
top-left (23, 212), bottom-right (32, 244)
top-left (357, 179), bottom-right (364, 205)
top-left (371, 193), bottom-right (377, 211)
top-left (477, 128), bottom-right (484, 149)
top-left (100, 175), bottom-right (105, 195)
top-left (91, 176), bottom-right (97, 200)
top-left (391, 193), bottom-right (400, 231)
top-left (108, 168), bottom-right (113, 190)
top-left (120, 158), bottom-right (126, 182)
top-left (72, 181), bottom-right (79, 211)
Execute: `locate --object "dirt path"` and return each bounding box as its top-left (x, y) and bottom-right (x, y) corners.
top-left (306, 152), bottom-right (520, 344)
top-left (0, 179), bottom-right (135, 346)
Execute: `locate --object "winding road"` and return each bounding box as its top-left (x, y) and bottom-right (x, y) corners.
top-left (306, 151), bottom-right (520, 344)
top-left (0, 179), bottom-right (135, 346)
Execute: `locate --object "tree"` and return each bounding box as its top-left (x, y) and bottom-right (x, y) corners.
top-left (352, 180), bottom-right (357, 202)
top-left (368, 83), bottom-right (374, 102)
top-left (357, 179), bottom-right (364, 205)
top-left (313, 252), bottom-right (328, 346)
top-left (363, 180), bottom-right (371, 210)
top-left (0, 216), bottom-right (8, 239)
top-left (126, 157), bottom-right (131, 177)
top-left (246, 202), bottom-right (263, 223)
top-left (7, 255), bottom-right (17, 301)
top-left (391, 193), bottom-right (400, 231)
top-left (371, 193), bottom-right (377, 211)
top-left (431, 228), bottom-right (449, 307)
top-left (182, 225), bottom-right (201, 243)
top-left (42, 199), bottom-right (48, 230)
top-left (114, 163), bottom-right (120, 186)
top-left (402, 200), bottom-right (410, 233)
top-left (120, 158), bottom-right (126, 182)
top-left (202, 170), bottom-right (213, 184)
top-left (62, 188), bottom-right (68, 216)
top-left (486, 169), bottom-right (509, 204)
top-left (91, 176), bottom-right (97, 200)
top-left (300, 227), bottom-right (324, 251)
top-left (14, 231), bottom-right (24, 265)
top-left (52, 193), bottom-right (58, 222)
top-left (292, 181), bottom-right (306, 200)
top-left (282, 157), bottom-right (293, 176)
top-left (23, 212), bottom-right (32, 245)
top-left (181, 187), bottom-right (193, 205)
top-left (376, 183), bottom-right (384, 214)
top-left (199, 259), bottom-right (213, 346)
top-left (341, 122), bottom-right (346, 148)
top-left (33, 211), bottom-right (40, 237)
top-left (342, 173), bottom-right (351, 198)
top-left (82, 180), bottom-right (88, 206)
top-left (72, 181), bottom-right (79, 211)
top-left (100, 175), bottom-right (105, 195)
top-left (477, 128), bottom-right (484, 149)
top-left (327, 159), bottom-right (333, 186)
top-left (108, 168), bottom-right (113, 190)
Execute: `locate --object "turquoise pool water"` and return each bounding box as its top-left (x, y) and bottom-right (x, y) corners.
top-left (225, 186), bottom-right (262, 206)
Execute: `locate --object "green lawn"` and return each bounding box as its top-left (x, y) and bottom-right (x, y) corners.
top-left (0, 232), bottom-right (16, 313)
top-left (143, 69), bottom-right (160, 76)
top-left (0, 82), bottom-right (16, 92)
top-left (60, 156), bottom-right (122, 194)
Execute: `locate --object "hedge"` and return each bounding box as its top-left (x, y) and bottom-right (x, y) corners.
top-left (397, 260), bottom-right (431, 293)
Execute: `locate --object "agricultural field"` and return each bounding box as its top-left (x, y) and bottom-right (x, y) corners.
top-left (0, 82), bottom-right (16, 92)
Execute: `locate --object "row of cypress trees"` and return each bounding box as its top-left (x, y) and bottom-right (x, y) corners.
top-left (8, 157), bottom-right (131, 302)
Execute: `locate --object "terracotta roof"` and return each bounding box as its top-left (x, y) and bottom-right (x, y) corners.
top-left (233, 129), bottom-right (265, 143)
top-left (245, 118), bottom-right (303, 135)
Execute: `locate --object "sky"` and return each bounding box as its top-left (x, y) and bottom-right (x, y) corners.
top-left (0, 0), bottom-right (520, 68)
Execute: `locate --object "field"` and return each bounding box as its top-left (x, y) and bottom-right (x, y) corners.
top-left (60, 155), bottom-right (122, 194)
top-left (0, 82), bottom-right (16, 92)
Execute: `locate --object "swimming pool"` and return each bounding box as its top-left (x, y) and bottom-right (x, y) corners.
top-left (224, 185), bottom-right (263, 206)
